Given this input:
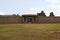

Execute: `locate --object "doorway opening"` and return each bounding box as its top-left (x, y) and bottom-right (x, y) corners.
top-left (28, 17), bottom-right (32, 23)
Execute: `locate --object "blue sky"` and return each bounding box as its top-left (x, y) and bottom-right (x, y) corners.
top-left (0, 0), bottom-right (60, 16)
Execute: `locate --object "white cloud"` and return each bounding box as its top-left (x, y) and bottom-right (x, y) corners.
top-left (30, 8), bottom-right (39, 10)
top-left (45, 0), bottom-right (60, 3)
top-left (22, 13), bottom-right (36, 15)
top-left (0, 12), bottom-right (5, 15)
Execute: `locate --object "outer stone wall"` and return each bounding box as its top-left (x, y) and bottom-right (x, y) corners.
top-left (0, 16), bottom-right (22, 24)
top-left (37, 17), bottom-right (60, 23)
top-left (0, 15), bottom-right (60, 24)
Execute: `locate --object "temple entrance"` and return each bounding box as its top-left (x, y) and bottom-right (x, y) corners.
top-left (28, 17), bottom-right (32, 23)
top-left (22, 14), bottom-right (37, 23)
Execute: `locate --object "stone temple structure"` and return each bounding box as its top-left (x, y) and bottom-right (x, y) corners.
top-left (0, 11), bottom-right (60, 24)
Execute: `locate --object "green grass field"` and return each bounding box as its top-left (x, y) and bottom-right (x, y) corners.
top-left (0, 24), bottom-right (60, 40)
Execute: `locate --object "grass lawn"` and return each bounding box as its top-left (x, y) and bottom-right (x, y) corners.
top-left (0, 24), bottom-right (60, 40)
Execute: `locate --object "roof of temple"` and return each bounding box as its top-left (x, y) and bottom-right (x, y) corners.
top-left (22, 14), bottom-right (37, 16)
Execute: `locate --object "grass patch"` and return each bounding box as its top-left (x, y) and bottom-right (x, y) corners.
top-left (0, 24), bottom-right (60, 40)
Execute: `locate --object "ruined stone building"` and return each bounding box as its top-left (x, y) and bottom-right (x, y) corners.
top-left (0, 11), bottom-right (60, 24)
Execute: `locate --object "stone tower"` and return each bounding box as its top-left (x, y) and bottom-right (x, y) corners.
top-left (38, 11), bottom-right (46, 17)
top-left (49, 12), bottom-right (54, 17)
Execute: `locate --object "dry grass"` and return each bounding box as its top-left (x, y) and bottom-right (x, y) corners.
top-left (0, 24), bottom-right (60, 40)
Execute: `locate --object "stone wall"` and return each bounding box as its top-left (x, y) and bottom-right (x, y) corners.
top-left (0, 15), bottom-right (60, 24)
top-left (0, 16), bottom-right (22, 24)
top-left (37, 17), bottom-right (60, 23)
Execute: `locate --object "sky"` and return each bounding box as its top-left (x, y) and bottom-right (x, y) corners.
top-left (0, 0), bottom-right (60, 16)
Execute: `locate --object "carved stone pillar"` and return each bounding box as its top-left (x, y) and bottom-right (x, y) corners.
top-left (32, 17), bottom-right (34, 23)
top-left (26, 17), bottom-right (28, 23)
top-left (23, 17), bottom-right (24, 23)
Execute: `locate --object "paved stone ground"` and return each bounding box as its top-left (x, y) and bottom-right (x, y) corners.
top-left (49, 31), bottom-right (60, 40)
